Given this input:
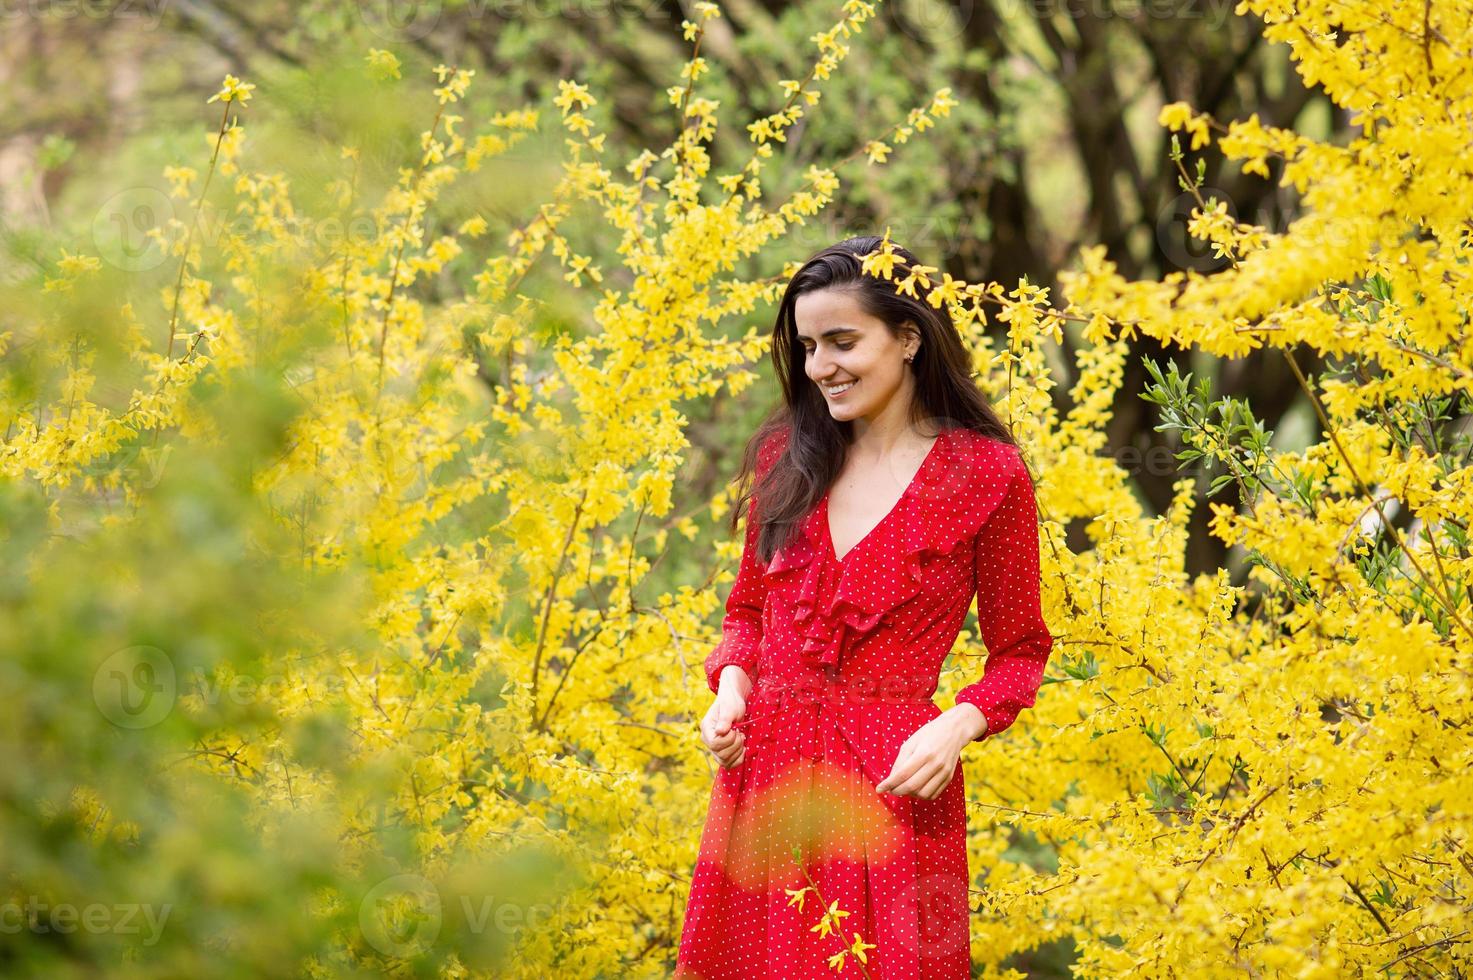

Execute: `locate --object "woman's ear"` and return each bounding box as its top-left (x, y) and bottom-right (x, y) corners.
top-left (904, 323), bottom-right (921, 361)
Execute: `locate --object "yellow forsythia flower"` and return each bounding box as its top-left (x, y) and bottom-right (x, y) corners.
top-left (207, 74), bottom-right (255, 106)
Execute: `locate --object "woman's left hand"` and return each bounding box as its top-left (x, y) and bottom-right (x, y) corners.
top-left (875, 705), bottom-right (986, 800)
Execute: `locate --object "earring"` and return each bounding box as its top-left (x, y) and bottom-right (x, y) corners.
top-left (904, 351), bottom-right (915, 363)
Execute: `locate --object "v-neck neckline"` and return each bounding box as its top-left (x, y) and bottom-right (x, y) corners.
top-left (821, 430), bottom-right (945, 565)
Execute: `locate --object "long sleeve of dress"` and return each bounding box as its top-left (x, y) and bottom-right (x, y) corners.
top-left (954, 455), bottom-right (1053, 741)
top-left (702, 429), bottom-right (787, 694)
top-left (702, 491), bottom-right (769, 694)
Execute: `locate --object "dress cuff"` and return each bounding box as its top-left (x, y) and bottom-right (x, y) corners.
top-left (952, 689), bottom-right (1014, 742)
top-left (704, 641), bottom-right (759, 694)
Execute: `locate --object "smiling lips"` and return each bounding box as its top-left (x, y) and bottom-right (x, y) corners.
top-left (824, 380), bottom-right (857, 397)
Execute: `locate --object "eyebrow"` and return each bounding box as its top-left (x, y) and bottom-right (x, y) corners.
top-left (795, 326), bottom-right (860, 342)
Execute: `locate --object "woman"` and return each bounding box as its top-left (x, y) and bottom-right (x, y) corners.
top-left (675, 236), bottom-right (1053, 979)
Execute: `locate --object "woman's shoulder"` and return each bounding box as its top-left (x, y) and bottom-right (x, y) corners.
top-left (925, 427), bottom-right (1030, 530)
top-left (943, 427), bottom-right (1024, 478)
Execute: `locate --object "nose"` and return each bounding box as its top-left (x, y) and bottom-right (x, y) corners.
top-left (805, 347), bottom-right (831, 381)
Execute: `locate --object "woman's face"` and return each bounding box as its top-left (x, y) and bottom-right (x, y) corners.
top-left (794, 286), bottom-right (917, 425)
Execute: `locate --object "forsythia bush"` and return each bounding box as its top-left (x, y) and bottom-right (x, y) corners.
top-left (0, 1), bottom-right (1468, 978)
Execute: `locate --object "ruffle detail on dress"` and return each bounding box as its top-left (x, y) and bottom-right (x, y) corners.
top-left (760, 506), bottom-right (851, 670)
top-left (762, 428), bottom-right (1021, 673)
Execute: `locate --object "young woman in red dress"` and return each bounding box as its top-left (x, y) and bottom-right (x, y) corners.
top-left (675, 236), bottom-right (1053, 979)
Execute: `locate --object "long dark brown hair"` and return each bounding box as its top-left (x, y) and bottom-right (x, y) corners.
top-left (729, 236), bottom-right (1020, 563)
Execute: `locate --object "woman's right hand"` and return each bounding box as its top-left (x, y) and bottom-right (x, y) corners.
top-left (701, 668), bottom-right (751, 768)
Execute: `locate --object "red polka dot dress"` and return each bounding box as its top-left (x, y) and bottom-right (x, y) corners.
top-left (676, 424), bottom-right (1054, 979)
